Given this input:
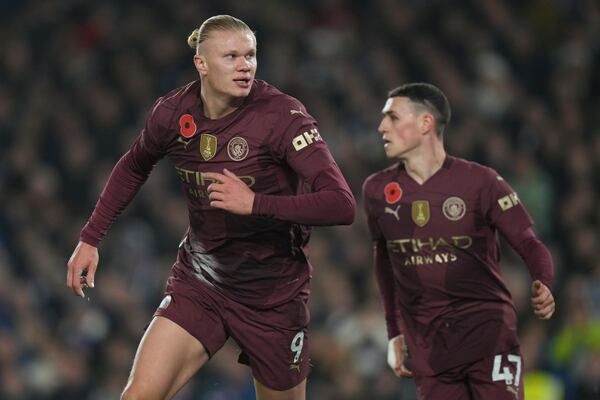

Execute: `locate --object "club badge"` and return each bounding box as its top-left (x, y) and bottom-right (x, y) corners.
top-left (411, 200), bottom-right (430, 227)
top-left (227, 137), bottom-right (249, 161)
top-left (442, 197), bottom-right (466, 221)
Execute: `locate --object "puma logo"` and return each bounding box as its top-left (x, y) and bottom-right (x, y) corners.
top-left (506, 385), bottom-right (518, 397)
top-left (177, 137), bottom-right (191, 148)
top-left (289, 363), bottom-right (301, 372)
top-left (385, 205), bottom-right (401, 221)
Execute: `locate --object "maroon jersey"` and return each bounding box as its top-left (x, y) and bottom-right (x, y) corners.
top-left (81, 80), bottom-right (355, 308)
top-left (362, 156), bottom-right (533, 376)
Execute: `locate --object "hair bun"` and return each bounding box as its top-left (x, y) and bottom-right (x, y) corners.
top-left (187, 29), bottom-right (199, 49)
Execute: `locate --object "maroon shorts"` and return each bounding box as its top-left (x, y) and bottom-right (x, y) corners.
top-left (414, 348), bottom-right (524, 400)
top-left (154, 268), bottom-right (310, 391)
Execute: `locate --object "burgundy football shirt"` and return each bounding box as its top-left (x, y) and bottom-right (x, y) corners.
top-left (362, 156), bottom-right (535, 375)
top-left (81, 80), bottom-right (355, 308)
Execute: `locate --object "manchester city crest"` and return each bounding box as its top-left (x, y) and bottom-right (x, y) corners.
top-left (227, 137), bottom-right (249, 161)
top-left (442, 196), bottom-right (466, 221)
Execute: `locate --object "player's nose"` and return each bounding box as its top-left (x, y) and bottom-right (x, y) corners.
top-left (237, 57), bottom-right (252, 71)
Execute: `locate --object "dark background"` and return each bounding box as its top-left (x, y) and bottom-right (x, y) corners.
top-left (1, 1), bottom-right (599, 399)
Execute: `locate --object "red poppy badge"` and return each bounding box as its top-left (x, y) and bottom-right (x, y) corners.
top-left (384, 182), bottom-right (402, 204)
top-left (179, 114), bottom-right (197, 138)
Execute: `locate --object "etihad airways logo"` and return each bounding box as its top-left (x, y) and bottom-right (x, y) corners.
top-left (387, 235), bottom-right (473, 267)
top-left (387, 236), bottom-right (473, 253)
top-left (175, 166), bottom-right (256, 199)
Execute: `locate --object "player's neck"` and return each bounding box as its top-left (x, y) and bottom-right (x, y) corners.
top-left (402, 142), bottom-right (446, 185)
top-left (200, 87), bottom-right (244, 120)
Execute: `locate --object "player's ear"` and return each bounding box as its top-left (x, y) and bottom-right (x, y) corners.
top-left (194, 54), bottom-right (208, 76)
top-left (420, 112), bottom-right (435, 134)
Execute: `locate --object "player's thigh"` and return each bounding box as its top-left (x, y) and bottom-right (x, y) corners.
top-left (122, 316), bottom-right (209, 400)
top-left (467, 348), bottom-right (524, 400)
top-left (229, 296), bottom-right (310, 392)
top-left (254, 378), bottom-right (306, 400)
top-left (414, 374), bottom-right (472, 400)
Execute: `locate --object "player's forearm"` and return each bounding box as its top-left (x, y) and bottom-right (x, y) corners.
top-left (516, 236), bottom-right (554, 290)
top-left (506, 228), bottom-right (554, 289)
top-left (252, 165), bottom-right (356, 225)
top-left (374, 241), bottom-right (403, 339)
top-left (80, 150), bottom-right (155, 246)
top-left (252, 189), bottom-right (355, 225)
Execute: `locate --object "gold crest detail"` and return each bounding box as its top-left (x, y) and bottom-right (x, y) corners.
top-left (199, 134), bottom-right (217, 161)
top-left (411, 201), bottom-right (430, 227)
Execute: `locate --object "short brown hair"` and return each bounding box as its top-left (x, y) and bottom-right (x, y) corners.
top-left (389, 83), bottom-right (451, 134)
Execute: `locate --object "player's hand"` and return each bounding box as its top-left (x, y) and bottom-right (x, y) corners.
top-left (67, 241), bottom-right (98, 299)
top-left (388, 335), bottom-right (413, 378)
top-left (531, 280), bottom-right (555, 320)
top-left (205, 169), bottom-right (255, 215)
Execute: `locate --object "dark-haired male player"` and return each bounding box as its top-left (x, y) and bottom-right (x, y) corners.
top-left (362, 82), bottom-right (555, 399)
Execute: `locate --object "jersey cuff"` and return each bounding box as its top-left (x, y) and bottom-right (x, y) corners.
top-left (80, 226), bottom-right (101, 247)
top-left (252, 193), bottom-right (267, 216)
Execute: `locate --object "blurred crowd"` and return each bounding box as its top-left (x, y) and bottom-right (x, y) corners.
top-left (1, 0), bottom-right (599, 399)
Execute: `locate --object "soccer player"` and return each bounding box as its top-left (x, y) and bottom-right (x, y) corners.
top-left (362, 83), bottom-right (555, 399)
top-left (66, 15), bottom-right (355, 400)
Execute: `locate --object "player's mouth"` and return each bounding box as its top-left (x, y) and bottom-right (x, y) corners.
top-left (233, 77), bottom-right (252, 88)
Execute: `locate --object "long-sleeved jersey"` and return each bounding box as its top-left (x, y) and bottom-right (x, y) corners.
top-left (362, 156), bottom-right (552, 375)
top-left (81, 79), bottom-right (355, 308)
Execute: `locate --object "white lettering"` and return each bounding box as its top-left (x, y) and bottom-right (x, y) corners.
top-left (292, 129), bottom-right (321, 151)
top-left (292, 135), bottom-right (308, 151)
top-left (498, 192), bottom-right (520, 211)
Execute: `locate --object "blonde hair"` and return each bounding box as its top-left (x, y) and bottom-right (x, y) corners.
top-left (187, 15), bottom-right (255, 53)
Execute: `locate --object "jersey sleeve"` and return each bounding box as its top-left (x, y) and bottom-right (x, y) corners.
top-left (479, 168), bottom-right (555, 286)
top-left (362, 178), bottom-right (383, 241)
top-left (480, 168), bottom-right (533, 238)
top-left (362, 177), bottom-right (402, 338)
top-left (252, 99), bottom-right (355, 225)
top-left (80, 98), bottom-right (167, 246)
top-left (374, 239), bottom-right (404, 339)
top-left (505, 228), bottom-right (554, 289)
